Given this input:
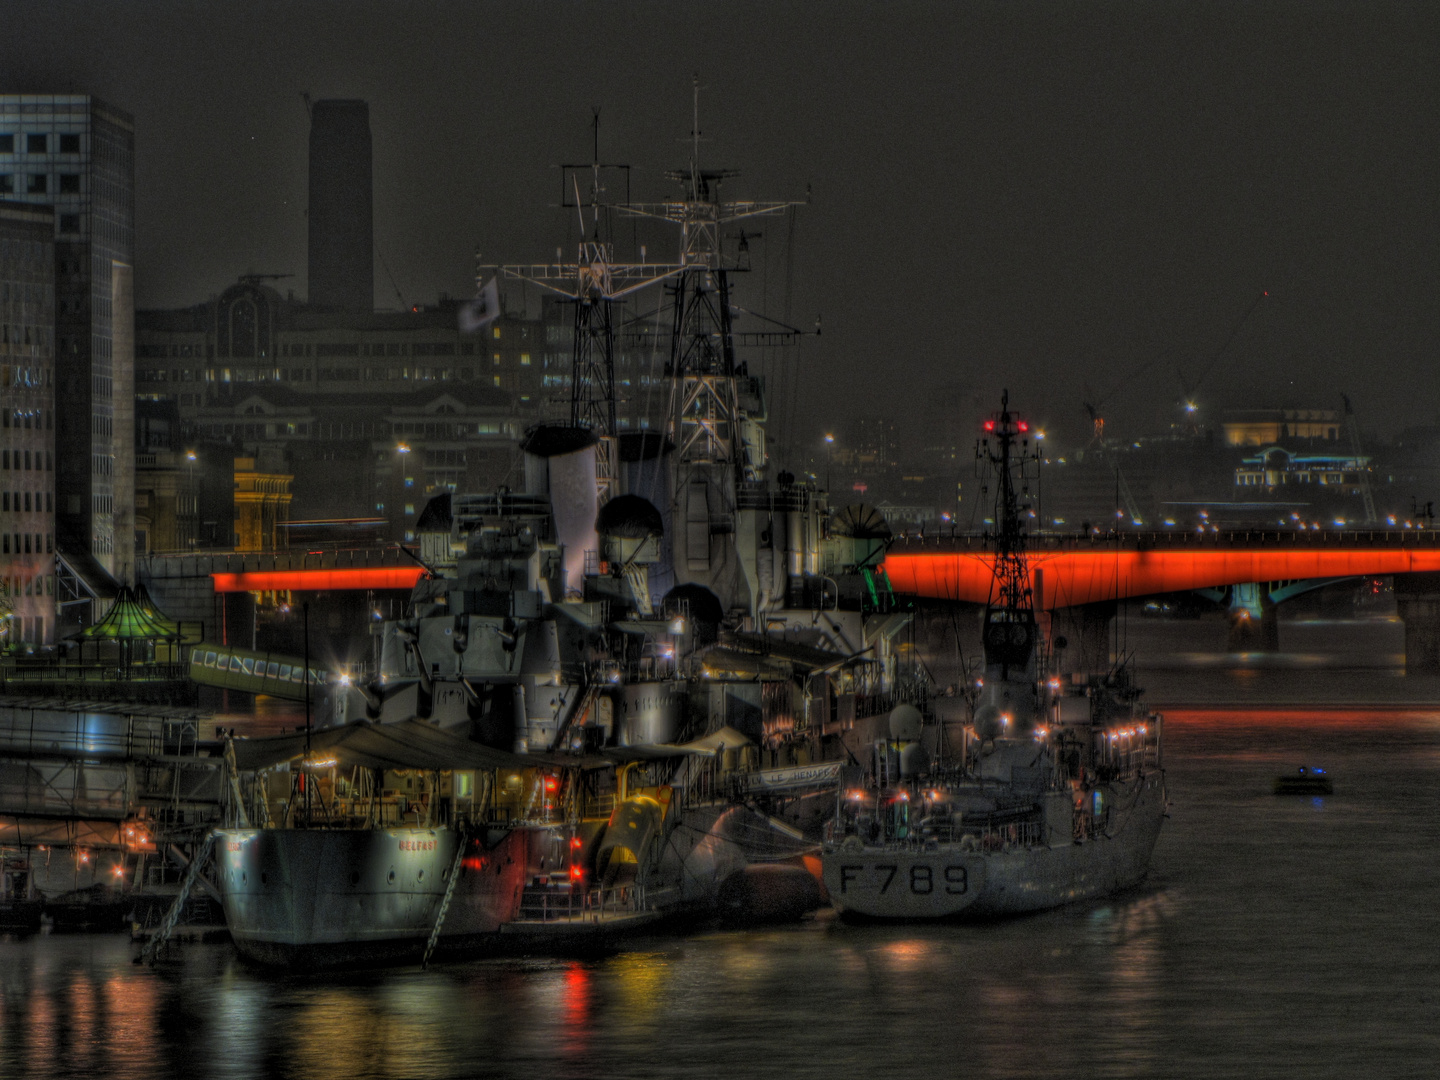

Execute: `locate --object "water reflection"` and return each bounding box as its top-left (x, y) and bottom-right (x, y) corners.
top-left (3, 709), bottom-right (1439, 1079)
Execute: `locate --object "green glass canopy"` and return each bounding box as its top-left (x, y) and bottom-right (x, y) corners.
top-left (72, 585), bottom-right (182, 642)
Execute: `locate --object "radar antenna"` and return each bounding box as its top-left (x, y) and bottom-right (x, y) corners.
top-left (480, 115), bottom-right (684, 501)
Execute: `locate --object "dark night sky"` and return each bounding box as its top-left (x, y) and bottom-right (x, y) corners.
top-left (4, 1), bottom-right (1438, 453)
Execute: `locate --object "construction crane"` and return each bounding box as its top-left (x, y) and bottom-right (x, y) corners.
top-left (1341, 393), bottom-right (1378, 525)
top-left (1078, 388), bottom-right (1143, 526)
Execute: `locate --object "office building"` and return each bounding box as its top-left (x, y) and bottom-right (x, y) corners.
top-left (0, 200), bottom-right (57, 646)
top-left (0, 95), bottom-right (135, 582)
top-left (136, 278), bottom-right (545, 538)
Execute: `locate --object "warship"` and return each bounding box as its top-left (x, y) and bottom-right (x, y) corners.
top-left (208, 100), bottom-right (928, 965)
top-left (821, 395), bottom-right (1167, 919)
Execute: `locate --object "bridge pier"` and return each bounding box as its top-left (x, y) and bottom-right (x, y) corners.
top-left (1046, 601), bottom-right (1116, 676)
top-left (1227, 582), bottom-right (1279, 652)
top-left (1394, 572), bottom-right (1440, 674)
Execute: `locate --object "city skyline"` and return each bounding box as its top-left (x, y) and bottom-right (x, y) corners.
top-left (3, 1), bottom-right (1438, 445)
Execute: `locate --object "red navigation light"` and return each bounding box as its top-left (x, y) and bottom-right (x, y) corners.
top-left (983, 420), bottom-right (995, 431)
top-left (570, 836), bottom-right (583, 848)
top-left (1017, 421), bottom-right (1029, 432)
top-left (544, 777), bottom-right (559, 792)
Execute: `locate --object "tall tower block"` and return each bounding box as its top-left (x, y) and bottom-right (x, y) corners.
top-left (307, 100), bottom-right (373, 313)
top-left (0, 94), bottom-right (135, 583)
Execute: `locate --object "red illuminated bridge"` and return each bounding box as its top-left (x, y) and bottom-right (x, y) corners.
top-left (880, 530), bottom-right (1440, 608)
top-left (880, 530), bottom-right (1440, 671)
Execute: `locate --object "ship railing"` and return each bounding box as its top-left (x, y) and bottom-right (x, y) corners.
top-left (838, 817), bottom-right (1047, 851)
top-left (583, 793), bottom-right (616, 819)
top-left (1094, 723), bottom-right (1163, 775)
top-left (529, 882), bottom-right (644, 922)
top-left (917, 819), bottom-right (1046, 850)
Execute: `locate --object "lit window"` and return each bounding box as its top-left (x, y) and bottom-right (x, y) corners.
top-left (520, 353), bottom-right (531, 365)
top-left (493, 375), bottom-right (501, 387)
top-left (404, 504), bottom-right (415, 515)
top-left (492, 327), bottom-right (502, 339)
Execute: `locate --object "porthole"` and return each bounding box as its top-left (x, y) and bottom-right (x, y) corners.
top-left (417, 868), bottom-right (425, 882)
top-left (388, 869), bottom-right (396, 883)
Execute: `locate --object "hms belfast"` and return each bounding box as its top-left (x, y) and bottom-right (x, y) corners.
top-left (208, 98), bottom-right (927, 965)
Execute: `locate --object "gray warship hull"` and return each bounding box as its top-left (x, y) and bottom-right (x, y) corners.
top-left (217, 827), bottom-right (469, 966)
top-left (822, 773), bottom-right (1166, 920)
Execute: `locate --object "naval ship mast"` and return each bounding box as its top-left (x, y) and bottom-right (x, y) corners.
top-left (976, 390), bottom-right (1041, 680)
top-left (618, 80), bottom-right (807, 610)
top-left (482, 114), bottom-right (684, 502)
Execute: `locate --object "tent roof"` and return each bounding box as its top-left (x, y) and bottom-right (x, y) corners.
top-left (71, 585), bottom-right (181, 641)
top-left (229, 719), bottom-right (595, 773)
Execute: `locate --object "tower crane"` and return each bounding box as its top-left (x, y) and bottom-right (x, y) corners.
top-left (1341, 393), bottom-right (1378, 525)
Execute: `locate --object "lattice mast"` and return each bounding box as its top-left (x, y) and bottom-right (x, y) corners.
top-left (481, 115), bottom-right (683, 501)
top-left (619, 79), bottom-right (805, 484)
top-left (976, 391), bottom-right (1041, 676)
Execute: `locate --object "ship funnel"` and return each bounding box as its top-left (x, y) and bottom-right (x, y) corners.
top-left (522, 425), bottom-right (600, 598)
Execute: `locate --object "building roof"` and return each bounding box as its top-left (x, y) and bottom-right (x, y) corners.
top-left (228, 717), bottom-right (585, 773)
top-left (70, 585), bottom-right (181, 642)
top-left (201, 383), bottom-right (514, 413)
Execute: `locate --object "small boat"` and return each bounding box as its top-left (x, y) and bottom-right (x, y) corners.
top-left (1274, 767), bottom-right (1333, 796)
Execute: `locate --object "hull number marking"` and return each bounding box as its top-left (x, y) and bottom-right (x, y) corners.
top-left (838, 864), bottom-right (968, 895)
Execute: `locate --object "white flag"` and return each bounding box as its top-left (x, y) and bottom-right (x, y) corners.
top-left (458, 278), bottom-right (501, 333)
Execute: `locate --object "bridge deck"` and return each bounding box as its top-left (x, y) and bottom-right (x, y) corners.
top-left (140, 548), bottom-right (425, 594)
top-left (882, 530), bottom-right (1440, 606)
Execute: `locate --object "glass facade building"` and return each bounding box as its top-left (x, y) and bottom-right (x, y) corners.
top-left (0, 95), bottom-right (135, 581)
top-left (0, 200), bottom-right (57, 645)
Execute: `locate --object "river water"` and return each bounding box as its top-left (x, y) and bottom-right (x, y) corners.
top-left (4, 618), bottom-right (1440, 1079)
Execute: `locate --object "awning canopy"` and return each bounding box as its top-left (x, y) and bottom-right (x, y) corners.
top-left (677, 725), bottom-right (753, 753)
top-left (600, 742), bottom-right (712, 762)
top-left (229, 719), bottom-right (594, 774)
top-left (712, 632), bottom-right (873, 677)
top-left (70, 585), bottom-right (181, 642)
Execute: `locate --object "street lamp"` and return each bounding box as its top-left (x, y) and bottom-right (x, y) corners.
top-left (185, 451), bottom-right (197, 548)
top-left (824, 434), bottom-right (834, 492)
